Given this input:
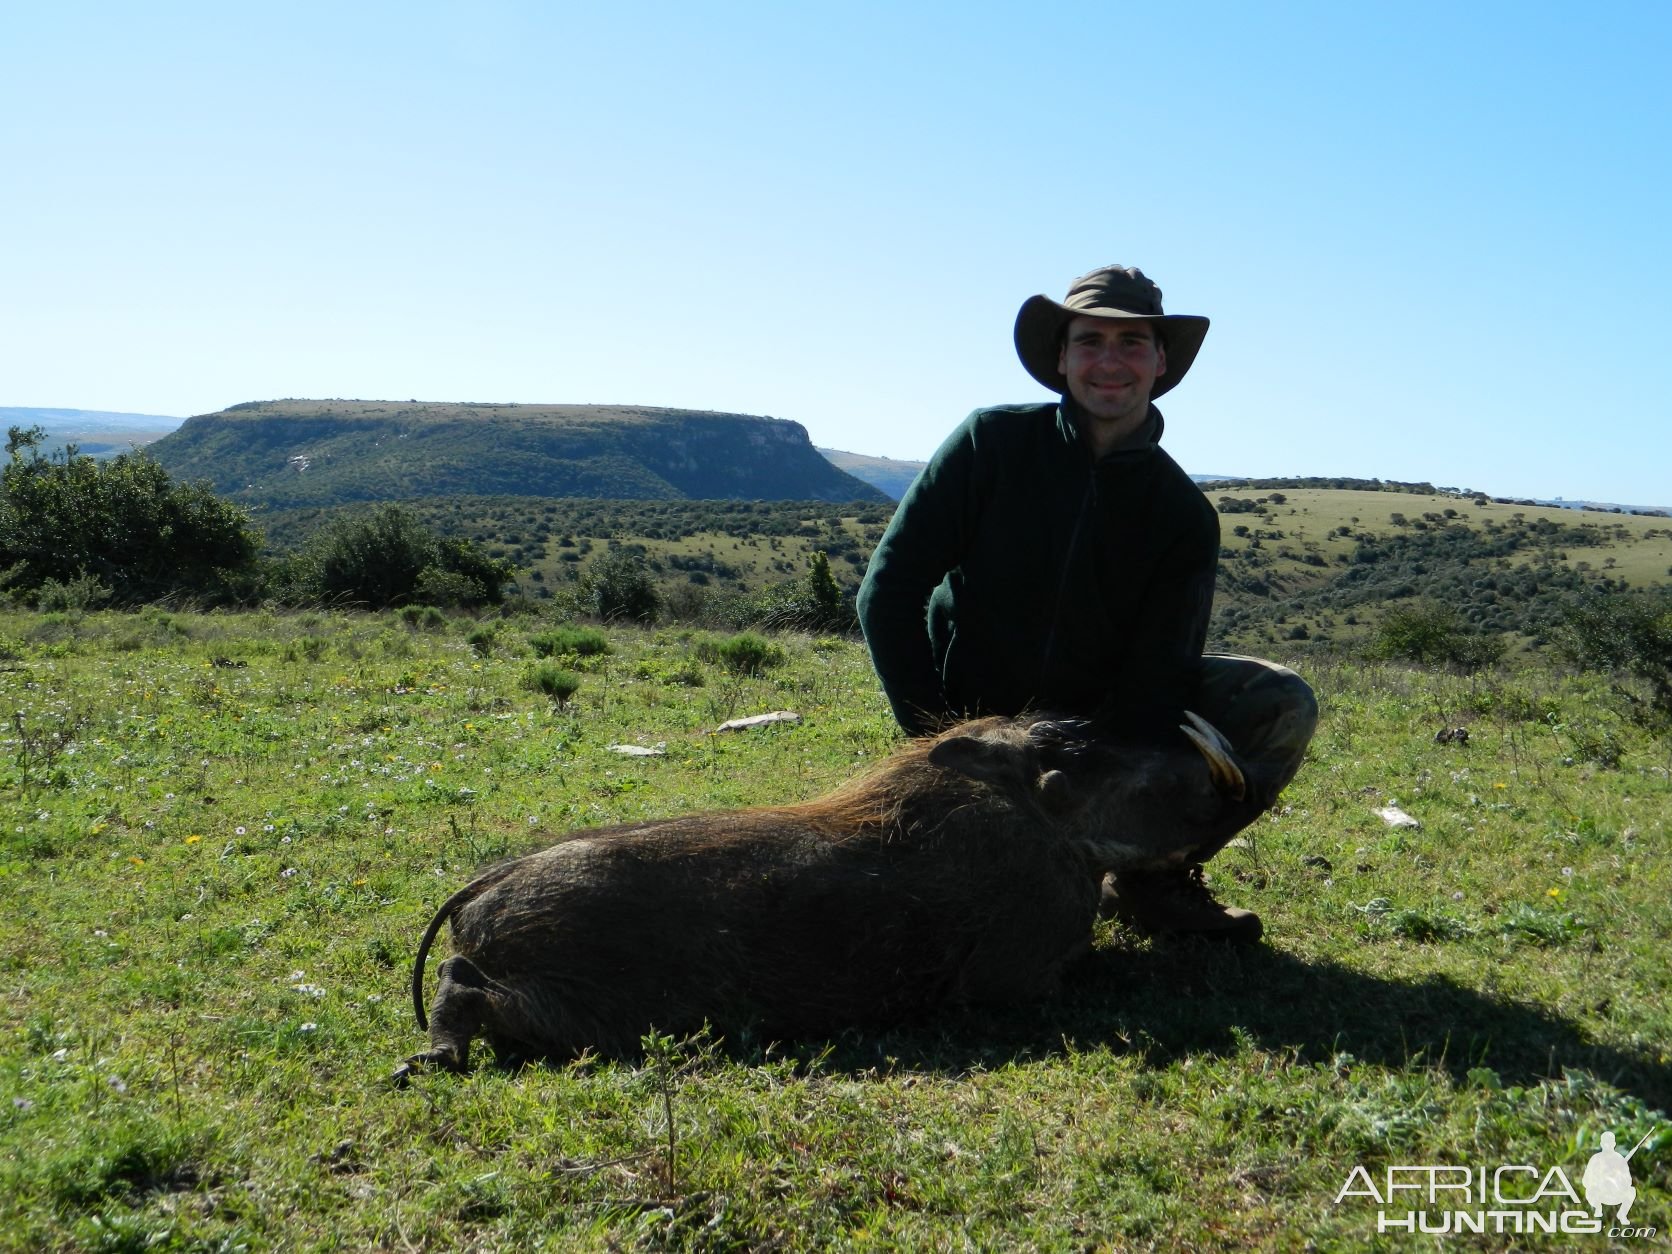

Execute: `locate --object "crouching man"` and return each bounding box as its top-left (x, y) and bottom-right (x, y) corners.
top-left (858, 264), bottom-right (1317, 942)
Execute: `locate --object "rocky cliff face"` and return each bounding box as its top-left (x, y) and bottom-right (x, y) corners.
top-left (146, 400), bottom-right (888, 506)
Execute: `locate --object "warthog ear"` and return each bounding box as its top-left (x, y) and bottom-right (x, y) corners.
top-left (1035, 768), bottom-right (1080, 813)
top-left (928, 732), bottom-right (1034, 789)
top-left (1179, 710), bottom-right (1246, 802)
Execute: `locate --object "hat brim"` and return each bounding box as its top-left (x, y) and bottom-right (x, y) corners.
top-left (1013, 295), bottom-right (1209, 399)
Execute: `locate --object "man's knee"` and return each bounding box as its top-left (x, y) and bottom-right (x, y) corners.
top-left (1197, 654), bottom-right (1318, 763)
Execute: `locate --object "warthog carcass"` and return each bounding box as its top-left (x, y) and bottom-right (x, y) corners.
top-left (396, 711), bottom-right (1267, 1078)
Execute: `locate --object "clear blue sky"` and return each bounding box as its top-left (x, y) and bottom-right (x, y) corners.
top-left (4, 1), bottom-right (1668, 505)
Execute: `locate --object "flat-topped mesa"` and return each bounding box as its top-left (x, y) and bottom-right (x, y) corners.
top-left (146, 400), bottom-right (888, 508)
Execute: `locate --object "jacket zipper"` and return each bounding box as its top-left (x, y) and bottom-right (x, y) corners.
top-left (1039, 467), bottom-right (1097, 686)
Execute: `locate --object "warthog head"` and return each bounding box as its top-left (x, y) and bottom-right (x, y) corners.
top-left (926, 709), bottom-right (1266, 869)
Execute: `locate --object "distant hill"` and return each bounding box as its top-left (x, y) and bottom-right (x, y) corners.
top-left (0, 406), bottom-right (183, 456)
top-left (817, 448), bottom-right (926, 501)
top-left (817, 453), bottom-right (1263, 503)
top-left (145, 400), bottom-right (888, 508)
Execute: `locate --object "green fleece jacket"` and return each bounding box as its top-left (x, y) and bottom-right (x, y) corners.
top-left (857, 401), bottom-right (1218, 739)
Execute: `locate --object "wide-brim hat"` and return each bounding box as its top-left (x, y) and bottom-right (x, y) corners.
top-left (1014, 265), bottom-right (1209, 399)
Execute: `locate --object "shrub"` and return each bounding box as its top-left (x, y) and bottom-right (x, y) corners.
top-left (397, 605), bottom-right (447, 631)
top-left (585, 551), bottom-right (660, 624)
top-left (805, 550), bottom-right (843, 627)
top-left (634, 659), bottom-right (705, 687)
top-left (303, 505), bottom-right (511, 609)
top-left (526, 664), bottom-right (581, 706)
top-left (0, 426), bottom-right (260, 604)
top-left (1555, 589), bottom-right (1672, 722)
top-left (465, 625), bottom-right (498, 657)
top-left (529, 626), bottom-right (611, 658)
top-left (33, 574), bottom-right (113, 612)
top-left (1371, 602), bottom-right (1504, 672)
top-left (698, 631), bottom-right (785, 676)
top-left (414, 566), bottom-right (485, 608)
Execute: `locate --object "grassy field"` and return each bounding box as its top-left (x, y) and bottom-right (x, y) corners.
top-left (1210, 489), bottom-right (1672, 590)
top-left (1, 608), bottom-right (1668, 1250)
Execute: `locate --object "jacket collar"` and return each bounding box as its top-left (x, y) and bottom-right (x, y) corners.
top-left (1055, 397), bottom-right (1165, 459)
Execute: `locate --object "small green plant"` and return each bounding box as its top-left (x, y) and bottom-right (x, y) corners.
top-left (397, 605), bottom-right (447, 631)
top-left (529, 626), bottom-right (611, 658)
top-left (1386, 908), bottom-right (1474, 942)
top-left (634, 659), bottom-right (705, 687)
top-left (526, 663), bottom-right (581, 706)
top-left (33, 574), bottom-right (113, 613)
top-left (465, 624), bottom-right (498, 657)
top-left (12, 707), bottom-right (90, 794)
top-left (1497, 902), bottom-right (1588, 947)
top-left (697, 631), bottom-right (785, 676)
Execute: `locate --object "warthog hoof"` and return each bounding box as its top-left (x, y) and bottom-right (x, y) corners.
top-left (390, 1046), bottom-right (470, 1086)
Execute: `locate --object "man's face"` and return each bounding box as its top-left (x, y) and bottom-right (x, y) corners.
top-left (1056, 315), bottom-right (1167, 430)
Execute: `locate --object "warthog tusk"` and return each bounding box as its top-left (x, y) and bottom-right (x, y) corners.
top-left (1179, 710), bottom-right (1245, 802)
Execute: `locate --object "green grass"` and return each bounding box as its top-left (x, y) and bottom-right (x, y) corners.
top-left (0, 609), bottom-right (1667, 1249)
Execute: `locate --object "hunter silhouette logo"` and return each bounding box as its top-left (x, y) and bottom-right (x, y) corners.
top-left (1583, 1130), bottom-right (1652, 1225)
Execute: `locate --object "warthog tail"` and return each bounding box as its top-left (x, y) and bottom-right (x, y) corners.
top-left (411, 870), bottom-right (514, 1031)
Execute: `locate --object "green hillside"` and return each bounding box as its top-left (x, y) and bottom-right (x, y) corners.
top-left (145, 400), bottom-right (888, 508)
top-left (249, 484), bottom-right (1672, 659)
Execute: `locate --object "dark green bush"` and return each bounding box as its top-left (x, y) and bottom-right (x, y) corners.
top-left (397, 605), bottom-right (448, 631)
top-left (1556, 589), bottom-right (1672, 722)
top-left (697, 631), bottom-right (785, 676)
top-left (529, 626), bottom-right (611, 658)
top-left (585, 551), bottom-right (660, 624)
top-left (300, 505), bottom-right (511, 609)
top-left (0, 426), bottom-right (260, 604)
top-left (1371, 602), bottom-right (1504, 672)
top-left (33, 574), bottom-right (113, 612)
top-left (526, 664), bottom-right (581, 706)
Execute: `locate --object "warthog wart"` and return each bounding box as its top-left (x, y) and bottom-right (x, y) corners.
top-left (395, 710), bottom-right (1274, 1080)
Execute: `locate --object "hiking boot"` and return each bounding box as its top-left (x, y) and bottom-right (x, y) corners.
top-left (1099, 866), bottom-right (1263, 943)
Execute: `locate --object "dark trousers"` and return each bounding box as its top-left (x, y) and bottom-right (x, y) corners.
top-left (1188, 654), bottom-right (1318, 861)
